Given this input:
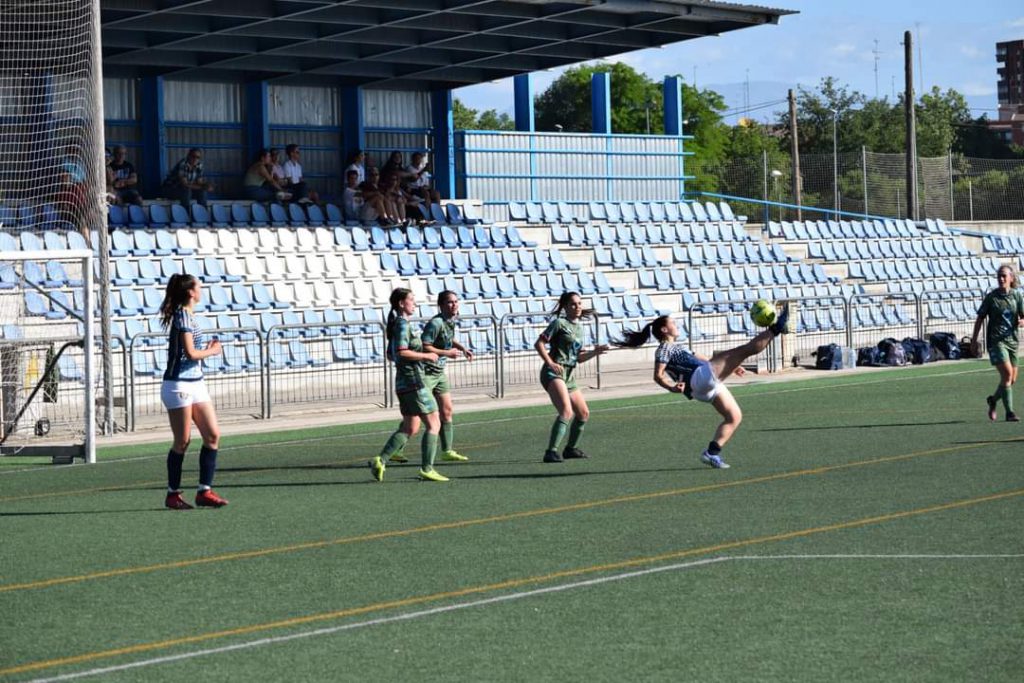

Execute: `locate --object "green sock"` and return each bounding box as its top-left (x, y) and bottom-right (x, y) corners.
top-left (547, 417), bottom-right (569, 452)
top-left (1002, 386), bottom-right (1014, 413)
top-left (993, 384), bottom-right (1006, 405)
top-left (440, 421), bottom-right (453, 453)
top-left (567, 419), bottom-right (587, 449)
top-left (422, 432), bottom-right (439, 470)
top-left (380, 431), bottom-right (409, 461)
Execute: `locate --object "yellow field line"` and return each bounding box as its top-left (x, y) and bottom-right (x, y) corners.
top-left (3, 486), bottom-right (1020, 678)
top-left (3, 436), bottom-right (1019, 595)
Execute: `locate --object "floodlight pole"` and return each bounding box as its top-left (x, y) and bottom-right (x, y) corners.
top-left (830, 108), bottom-right (838, 220)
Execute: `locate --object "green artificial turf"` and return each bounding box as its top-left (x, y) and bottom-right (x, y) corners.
top-left (1, 361), bottom-right (1022, 681)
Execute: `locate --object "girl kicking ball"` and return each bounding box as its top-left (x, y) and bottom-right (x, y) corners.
top-left (612, 305), bottom-right (790, 468)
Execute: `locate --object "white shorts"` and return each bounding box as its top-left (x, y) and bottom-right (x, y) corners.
top-left (689, 362), bottom-right (723, 403)
top-left (161, 379), bottom-right (212, 410)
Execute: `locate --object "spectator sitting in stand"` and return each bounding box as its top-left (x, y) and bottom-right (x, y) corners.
top-left (104, 149), bottom-right (119, 205)
top-left (403, 151), bottom-right (441, 217)
top-left (383, 173), bottom-right (409, 226)
top-left (269, 148), bottom-right (288, 187)
top-left (54, 142), bottom-right (88, 227)
top-left (243, 149), bottom-right (291, 203)
top-left (345, 149), bottom-right (366, 185)
top-left (342, 169), bottom-right (363, 222)
top-left (108, 145), bottom-right (142, 205)
top-left (162, 148), bottom-right (214, 208)
top-left (359, 167), bottom-right (398, 226)
top-left (281, 143), bottom-right (319, 204)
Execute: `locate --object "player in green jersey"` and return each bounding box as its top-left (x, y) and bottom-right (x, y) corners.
top-left (534, 292), bottom-right (608, 463)
top-left (369, 288), bottom-right (449, 482)
top-left (971, 265), bottom-right (1024, 422)
top-left (421, 290), bottom-right (474, 462)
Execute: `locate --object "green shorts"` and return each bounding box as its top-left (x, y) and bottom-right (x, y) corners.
top-left (423, 371), bottom-right (450, 396)
top-left (540, 364), bottom-right (577, 392)
top-left (397, 387), bottom-right (438, 417)
top-left (987, 342), bottom-right (1018, 367)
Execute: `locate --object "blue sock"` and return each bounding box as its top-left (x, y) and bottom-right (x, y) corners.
top-left (167, 449), bottom-right (184, 492)
top-left (199, 446), bottom-right (218, 489)
top-left (707, 441), bottom-right (722, 455)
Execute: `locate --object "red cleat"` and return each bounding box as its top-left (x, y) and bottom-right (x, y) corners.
top-left (195, 489), bottom-right (229, 508)
top-left (165, 491), bottom-right (194, 510)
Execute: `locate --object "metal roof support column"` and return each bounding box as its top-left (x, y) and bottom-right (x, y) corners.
top-left (431, 89), bottom-right (456, 199)
top-left (245, 81), bottom-right (269, 157)
top-left (664, 76), bottom-right (684, 198)
top-left (139, 76), bottom-right (165, 199)
top-left (514, 74), bottom-right (535, 132)
top-left (340, 85), bottom-right (365, 157)
top-left (663, 76), bottom-right (682, 136)
top-left (591, 71), bottom-right (611, 134)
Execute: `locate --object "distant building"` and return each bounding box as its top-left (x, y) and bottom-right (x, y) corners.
top-left (994, 40), bottom-right (1024, 146)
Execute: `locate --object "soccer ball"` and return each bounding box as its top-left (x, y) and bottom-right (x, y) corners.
top-left (750, 299), bottom-right (777, 327)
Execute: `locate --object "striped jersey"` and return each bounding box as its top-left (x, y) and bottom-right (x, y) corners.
top-left (163, 308), bottom-right (205, 381)
top-left (654, 342), bottom-right (702, 384)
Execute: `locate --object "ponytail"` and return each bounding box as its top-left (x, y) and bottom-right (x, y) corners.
top-left (612, 315), bottom-right (672, 348)
top-left (549, 291), bottom-right (595, 320)
top-left (159, 273), bottom-right (197, 329)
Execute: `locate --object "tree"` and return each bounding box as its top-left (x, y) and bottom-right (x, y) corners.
top-left (453, 99), bottom-right (478, 130)
top-left (452, 99), bottom-right (515, 131)
top-left (534, 62), bottom-right (663, 134)
top-left (780, 77), bottom-right (866, 154)
top-left (915, 86), bottom-right (971, 156)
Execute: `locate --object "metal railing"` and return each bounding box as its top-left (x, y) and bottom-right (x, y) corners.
top-left (118, 290), bottom-right (986, 430)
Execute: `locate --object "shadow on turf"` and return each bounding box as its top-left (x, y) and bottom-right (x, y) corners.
top-left (754, 419), bottom-right (967, 433)
top-left (0, 509), bottom-right (166, 516)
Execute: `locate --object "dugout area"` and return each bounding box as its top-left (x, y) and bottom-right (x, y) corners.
top-left (1, 361), bottom-right (1022, 680)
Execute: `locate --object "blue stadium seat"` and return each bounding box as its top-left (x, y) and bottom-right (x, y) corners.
top-left (322, 203), bottom-right (343, 227)
top-left (190, 203), bottom-right (211, 227)
top-left (267, 203), bottom-right (288, 227)
top-left (287, 203), bottom-right (307, 227)
top-left (210, 204), bottom-right (231, 228)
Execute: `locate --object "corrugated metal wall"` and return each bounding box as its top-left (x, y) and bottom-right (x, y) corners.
top-left (458, 131), bottom-right (687, 213)
top-left (362, 89), bottom-right (430, 128)
top-left (102, 77), bottom-right (136, 121)
top-left (268, 85), bottom-right (343, 196)
top-left (164, 81), bottom-right (243, 123)
top-left (268, 85), bottom-right (339, 126)
top-left (163, 81), bottom-right (245, 196)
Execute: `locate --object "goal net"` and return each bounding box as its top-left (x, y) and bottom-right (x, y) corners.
top-left (0, 251), bottom-right (96, 462)
top-left (0, 0), bottom-right (107, 461)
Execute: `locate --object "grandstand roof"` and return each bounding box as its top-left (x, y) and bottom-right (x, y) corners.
top-left (100, 0), bottom-right (795, 90)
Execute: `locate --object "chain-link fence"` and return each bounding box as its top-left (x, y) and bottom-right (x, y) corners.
top-left (689, 151), bottom-right (1024, 223)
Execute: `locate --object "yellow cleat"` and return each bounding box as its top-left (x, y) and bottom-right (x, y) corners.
top-left (389, 452), bottom-right (408, 463)
top-left (418, 468), bottom-right (450, 482)
top-left (369, 456), bottom-right (386, 482)
top-left (440, 450), bottom-right (468, 462)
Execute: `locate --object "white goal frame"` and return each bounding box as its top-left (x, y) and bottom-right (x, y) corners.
top-left (0, 249), bottom-right (95, 463)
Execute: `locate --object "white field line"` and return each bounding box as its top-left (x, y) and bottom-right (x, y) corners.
top-left (0, 365), bottom-right (990, 477)
top-left (25, 552), bottom-right (1021, 682)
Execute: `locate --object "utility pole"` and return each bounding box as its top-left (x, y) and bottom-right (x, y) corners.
top-left (873, 39), bottom-right (880, 98)
top-left (788, 89), bottom-right (802, 220)
top-left (904, 30), bottom-right (919, 221)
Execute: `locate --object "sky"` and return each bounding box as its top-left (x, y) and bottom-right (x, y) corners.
top-left (454, 0), bottom-right (1023, 124)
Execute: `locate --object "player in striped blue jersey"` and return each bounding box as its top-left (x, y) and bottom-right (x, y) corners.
top-left (159, 273), bottom-right (228, 509)
top-left (612, 306), bottom-right (790, 469)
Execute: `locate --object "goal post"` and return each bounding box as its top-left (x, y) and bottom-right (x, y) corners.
top-left (0, 250), bottom-right (96, 463)
top-left (0, 0), bottom-right (111, 454)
